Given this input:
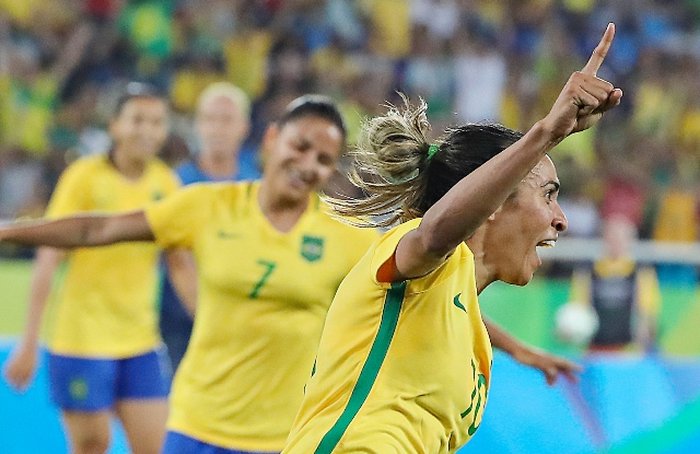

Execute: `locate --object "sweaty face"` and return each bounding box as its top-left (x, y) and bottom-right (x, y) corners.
top-left (262, 116), bottom-right (343, 203)
top-left (485, 156), bottom-right (568, 285)
top-left (196, 95), bottom-right (249, 157)
top-left (110, 97), bottom-right (169, 162)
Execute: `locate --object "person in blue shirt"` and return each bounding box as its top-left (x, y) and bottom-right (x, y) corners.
top-left (160, 82), bottom-right (260, 371)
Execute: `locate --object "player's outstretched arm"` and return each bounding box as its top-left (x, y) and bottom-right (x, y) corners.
top-left (0, 211), bottom-right (155, 248)
top-left (485, 318), bottom-right (581, 386)
top-left (3, 248), bottom-right (64, 391)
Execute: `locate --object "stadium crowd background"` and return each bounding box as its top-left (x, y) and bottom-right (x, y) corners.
top-left (2, 1), bottom-right (700, 453)
top-left (0, 0), bottom-right (699, 254)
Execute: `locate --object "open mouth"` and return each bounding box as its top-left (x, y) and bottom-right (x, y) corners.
top-left (536, 239), bottom-right (557, 249)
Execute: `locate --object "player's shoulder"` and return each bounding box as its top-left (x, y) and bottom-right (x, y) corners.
top-left (179, 180), bottom-right (252, 202)
top-left (66, 153), bottom-right (108, 171)
top-left (58, 154), bottom-right (110, 181)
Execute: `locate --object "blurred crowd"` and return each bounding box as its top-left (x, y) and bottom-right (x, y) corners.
top-left (1, 0), bottom-right (700, 252)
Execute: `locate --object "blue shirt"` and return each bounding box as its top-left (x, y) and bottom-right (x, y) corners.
top-left (176, 149), bottom-right (261, 184)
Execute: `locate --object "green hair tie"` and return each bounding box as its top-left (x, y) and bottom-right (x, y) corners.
top-left (427, 144), bottom-right (440, 160)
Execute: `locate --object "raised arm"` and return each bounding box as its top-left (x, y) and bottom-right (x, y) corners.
top-left (0, 211), bottom-right (154, 248)
top-left (3, 247), bottom-right (64, 391)
top-left (393, 24), bottom-right (622, 280)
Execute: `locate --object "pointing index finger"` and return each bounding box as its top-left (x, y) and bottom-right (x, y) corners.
top-left (582, 22), bottom-right (615, 76)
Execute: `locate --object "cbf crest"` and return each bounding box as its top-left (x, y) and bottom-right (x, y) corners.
top-left (300, 235), bottom-right (324, 262)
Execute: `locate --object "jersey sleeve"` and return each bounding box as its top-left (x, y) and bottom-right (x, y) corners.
top-left (45, 160), bottom-right (93, 218)
top-left (144, 183), bottom-right (213, 249)
top-left (369, 218), bottom-right (422, 285)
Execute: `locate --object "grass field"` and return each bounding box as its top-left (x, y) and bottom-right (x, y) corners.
top-left (0, 260), bottom-right (33, 337)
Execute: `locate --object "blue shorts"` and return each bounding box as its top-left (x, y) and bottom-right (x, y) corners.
top-left (162, 431), bottom-right (278, 454)
top-left (48, 348), bottom-right (171, 411)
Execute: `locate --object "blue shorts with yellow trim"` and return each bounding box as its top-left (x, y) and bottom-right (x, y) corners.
top-left (162, 431), bottom-right (279, 454)
top-left (47, 348), bottom-right (171, 411)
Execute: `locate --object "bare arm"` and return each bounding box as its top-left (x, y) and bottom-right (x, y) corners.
top-left (393, 24), bottom-right (622, 280)
top-left (3, 247), bottom-right (64, 391)
top-left (0, 211), bottom-right (154, 248)
top-left (165, 248), bottom-right (198, 317)
top-left (485, 317), bottom-right (581, 386)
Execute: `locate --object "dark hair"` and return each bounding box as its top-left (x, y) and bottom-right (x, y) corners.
top-left (418, 123), bottom-right (523, 215)
top-left (278, 94), bottom-right (346, 140)
top-left (113, 81), bottom-right (166, 117)
top-left (325, 96), bottom-right (523, 228)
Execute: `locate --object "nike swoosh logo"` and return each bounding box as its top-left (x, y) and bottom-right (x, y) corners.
top-left (453, 293), bottom-right (466, 313)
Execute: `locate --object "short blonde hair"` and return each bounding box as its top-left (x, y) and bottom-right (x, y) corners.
top-left (196, 82), bottom-right (251, 119)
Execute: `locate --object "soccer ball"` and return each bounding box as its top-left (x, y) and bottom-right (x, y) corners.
top-left (555, 302), bottom-right (599, 346)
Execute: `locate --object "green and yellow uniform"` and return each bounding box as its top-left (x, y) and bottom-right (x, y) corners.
top-left (46, 154), bottom-right (179, 357)
top-left (284, 218), bottom-right (493, 454)
top-left (144, 181), bottom-right (377, 451)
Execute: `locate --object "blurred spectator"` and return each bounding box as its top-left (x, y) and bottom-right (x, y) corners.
top-left (0, 14), bottom-right (93, 157)
top-left (567, 216), bottom-right (661, 353)
top-left (1, 0), bottom-right (700, 259)
top-left (402, 25), bottom-right (453, 120)
top-left (0, 148), bottom-right (44, 219)
top-left (452, 22), bottom-right (506, 123)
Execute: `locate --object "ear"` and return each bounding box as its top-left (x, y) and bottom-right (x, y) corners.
top-left (261, 124), bottom-right (279, 154)
top-left (259, 124), bottom-right (279, 171)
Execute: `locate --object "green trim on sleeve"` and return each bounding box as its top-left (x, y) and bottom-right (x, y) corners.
top-left (314, 281), bottom-right (407, 454)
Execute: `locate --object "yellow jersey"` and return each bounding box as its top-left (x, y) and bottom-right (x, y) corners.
top-left (284, 218), bottom-right (493, 454)
top-left (144, 181), bottom-right (378, 451)
top-left (45, 153), bottom-right (179, 357)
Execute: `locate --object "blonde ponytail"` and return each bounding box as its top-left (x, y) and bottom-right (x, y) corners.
top-left (324, 95), bottom-right (437, 228)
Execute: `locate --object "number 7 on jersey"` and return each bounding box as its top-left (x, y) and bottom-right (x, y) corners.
top-left (249, 260), bottom-right (277, 299)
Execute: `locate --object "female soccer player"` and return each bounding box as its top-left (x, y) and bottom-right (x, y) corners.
top-left (0, 95), bottom-right (378, 453)
top-left (2, 83), bottom-right (180, 454)
top-left (282, 24), bottom-right (622, 453)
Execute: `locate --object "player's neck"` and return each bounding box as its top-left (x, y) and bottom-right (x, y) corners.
top-left (198, 151), bottom-right (238, 179)
top-left (110, 148), bottom-right (147, 180)
top-left (466, 233), bottom-right (494, 294)
top-left (257, 183), bottom-right (310, 233)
